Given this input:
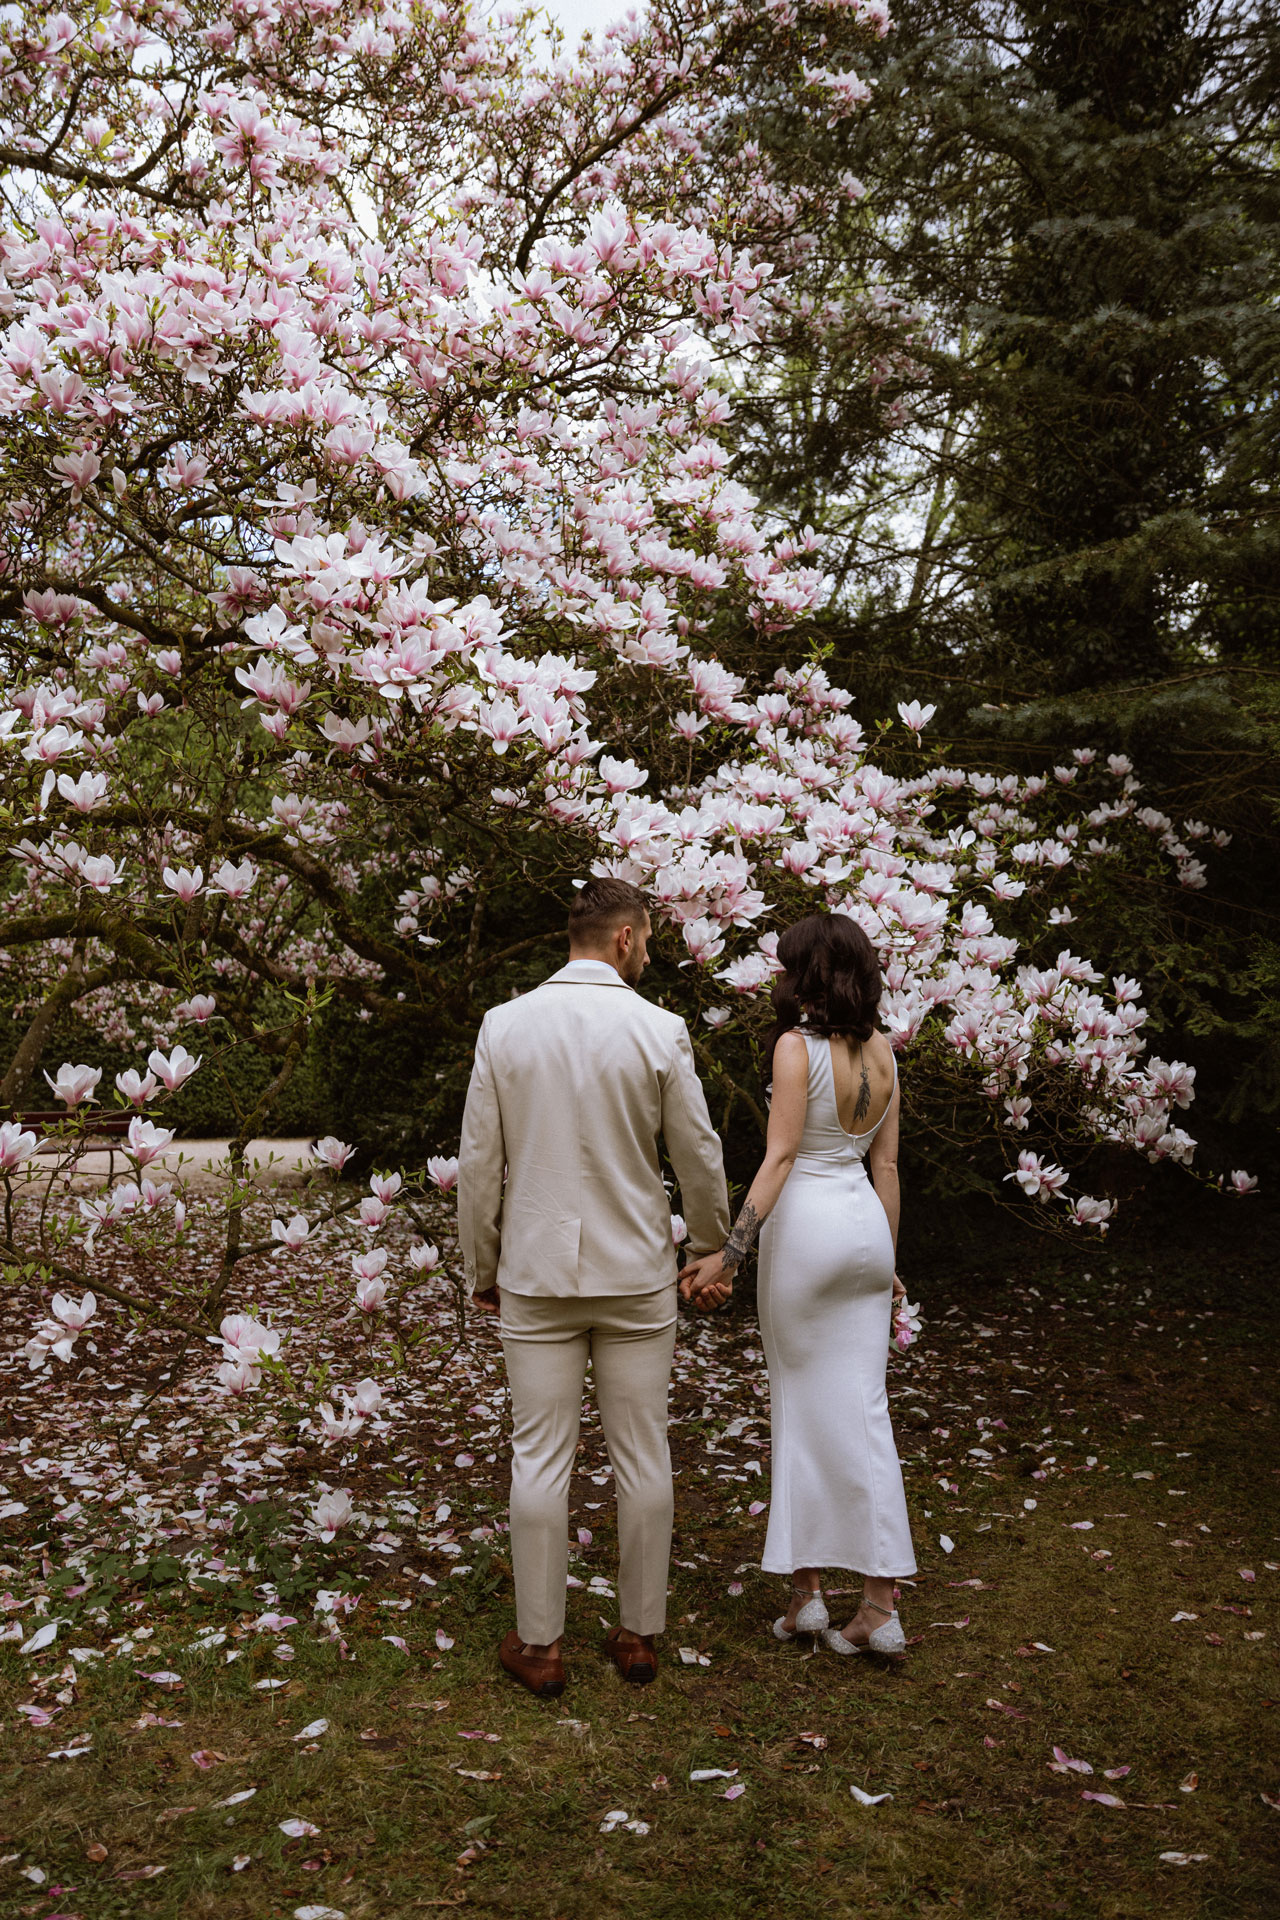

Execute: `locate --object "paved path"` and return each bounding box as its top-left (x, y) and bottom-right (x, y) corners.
top-left (25, 1137), bottom-right (318, 1190)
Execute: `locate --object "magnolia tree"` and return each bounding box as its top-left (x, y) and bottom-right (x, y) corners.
top-left (0, 0), bottom-right (1252, 1538)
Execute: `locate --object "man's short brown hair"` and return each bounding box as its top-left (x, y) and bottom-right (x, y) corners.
top-left (568, 876), bottom-right (651, 945)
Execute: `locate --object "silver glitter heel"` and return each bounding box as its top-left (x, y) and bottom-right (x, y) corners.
top-left (773, 1587), bottom-right (830, 1640)
top-left (822, 1598), bottom-right (906, 1657)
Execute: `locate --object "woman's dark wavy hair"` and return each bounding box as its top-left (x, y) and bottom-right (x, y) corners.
top-left (765, 912), bottom-right (882, 1079)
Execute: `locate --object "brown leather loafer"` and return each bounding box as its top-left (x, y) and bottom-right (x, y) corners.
top-left (604, 1625), bottom-right (658, 1686)
top-left (499, 1628), bottom-right (565, 1699)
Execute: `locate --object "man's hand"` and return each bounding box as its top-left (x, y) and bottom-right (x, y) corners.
top-left (679, 1252), bottom-right (732, 1312)
top-left (472, 1285), bottom-right (501, 1316)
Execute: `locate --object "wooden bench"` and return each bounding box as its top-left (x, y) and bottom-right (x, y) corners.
top-left (11, 1110), bottom-right (136, 1179)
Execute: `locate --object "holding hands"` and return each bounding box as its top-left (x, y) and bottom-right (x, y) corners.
top-left (679, 1251), bottom-right (732, 1313)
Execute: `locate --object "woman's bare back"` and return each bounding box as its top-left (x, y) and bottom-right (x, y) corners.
top-left (828, 1029), bottom-right (896, 1135)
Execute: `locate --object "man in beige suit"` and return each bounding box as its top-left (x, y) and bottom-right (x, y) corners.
top-left (458, 877), bottom-right (730, 1698)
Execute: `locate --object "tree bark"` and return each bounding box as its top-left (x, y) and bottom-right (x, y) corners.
top-left (0, 945), bottom-right (118, 1110)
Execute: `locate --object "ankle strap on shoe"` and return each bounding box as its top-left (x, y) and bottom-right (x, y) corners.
top-left (863, 1598), bottom-right (893, 1617)
top-left (791, 1585), bottom-right (823, 1597)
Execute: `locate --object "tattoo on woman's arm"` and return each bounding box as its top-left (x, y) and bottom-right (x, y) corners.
top-left (720, 1199), bottom-right (761, 1272)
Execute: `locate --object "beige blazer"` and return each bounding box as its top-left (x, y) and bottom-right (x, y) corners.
top-left (457, 959), bottom-right (730, 1297)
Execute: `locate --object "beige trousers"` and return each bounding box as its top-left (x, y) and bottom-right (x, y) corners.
top-left (499, 1286), bottom-right (677, 1646)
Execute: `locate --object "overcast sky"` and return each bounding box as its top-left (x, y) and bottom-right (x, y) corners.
top-left (545, 0), bottom-right (634, 42)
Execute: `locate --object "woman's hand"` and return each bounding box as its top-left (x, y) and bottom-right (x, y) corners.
top-left (891, 1271), bottom-right (906, 1303)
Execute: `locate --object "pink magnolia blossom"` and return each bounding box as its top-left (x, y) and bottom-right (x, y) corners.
top-left (683, 918), bottom-right (726, 965)
top-left (313, 1135), bottom-right (355, 1174)
top-left (315, 1402), bottom-right (356, 1441)
top-left (355, 1277), bottom-right (388, 1314)
top-left (271, 1214), bottom-right (311, 1251)
top-left (25, 1323), bottom-right (78, 1367)
top-left (162, 865), bottom-right (204, 904)
top-left (174, 995), bottom-right (217, 1024)
top-left (43, 1062), bottom-right (102, 1108)
top-left (51, 1292), bottom-right (96, 1332)
top-left (1004, 1151), bottom-right (1070, 1204)
top-left (209, 860), bottom-right (258, 899)
top-left (1228, 1170), bottom-right (1258, 1194)
top-left (409, 1241), bottom-right (440, 1272)
top-left (79, 854), bottom-right (126, 893)
top-left (0, 1122), bottom-right (40, 1171)
top-left (217, 1357), bottom-right (260, 1395)
top-left (892, 1298), bottom-right (922, 1352)
top-left (427, 1155), bottom-right (459, 1192)
top-left (215, 1314), bottom-right (283, 1365)
top-left (51, 450), bottom-right (101, 500)
top-left (311, 1489), bottom-right (355, 1541)
top-left (896, 700), bottom-right (937, 735)
top-left (56, 769), bottom-right (108, 811)
top-left (126, 1117), bottom-right (175, 1168)
top-left (352, 1377), bottom-right (384, 1417)
top-left (115, 1069), bottom-right (159, 1109)
top-left (147, 1044), bottom-right (202, 1091)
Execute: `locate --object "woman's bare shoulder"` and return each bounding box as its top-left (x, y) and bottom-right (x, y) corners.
top-left (862, 1029), bottom-right (898, 1086)
top-left (773, 1027), bottom-right (810, 1064)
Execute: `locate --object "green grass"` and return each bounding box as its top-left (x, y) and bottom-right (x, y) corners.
top-left (2, 1237), bottom-right (1277, 1919)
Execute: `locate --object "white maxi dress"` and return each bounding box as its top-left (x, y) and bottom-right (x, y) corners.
top-left (758, 1032), bottom-right (917, 1579)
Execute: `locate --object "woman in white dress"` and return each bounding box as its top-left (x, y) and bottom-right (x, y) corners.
top-left (681, 912), bottom-right (916, 1655)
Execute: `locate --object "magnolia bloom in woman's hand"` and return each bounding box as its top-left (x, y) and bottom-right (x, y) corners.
top-left (892, 1299), bottom-right (922, 1352)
